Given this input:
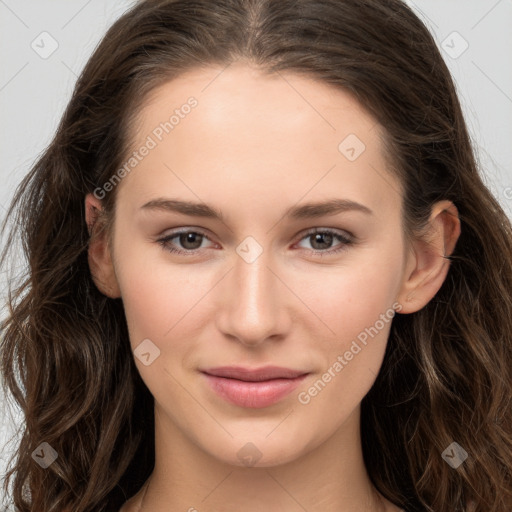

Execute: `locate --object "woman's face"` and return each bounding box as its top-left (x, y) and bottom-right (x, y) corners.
top-left (103, 63), bottom-right (414, 466)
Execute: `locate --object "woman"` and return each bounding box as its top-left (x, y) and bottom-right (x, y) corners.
top-left (1, 0), bottom-right (511, 511)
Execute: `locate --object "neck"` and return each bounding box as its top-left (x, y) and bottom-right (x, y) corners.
top-left (130, 404), bottom-right (393, 512)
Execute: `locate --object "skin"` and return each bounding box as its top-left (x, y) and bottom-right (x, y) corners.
top-left (86, 63), bottom-right (460, 512)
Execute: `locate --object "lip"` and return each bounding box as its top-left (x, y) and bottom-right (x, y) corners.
top-left (201, 365), bottom-right (308, 381)
top-left (200, 366), bottom-right (310, 408)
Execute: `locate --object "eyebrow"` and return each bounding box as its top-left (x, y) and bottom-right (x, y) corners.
top-left (140, 197), bottom-right (373, 220)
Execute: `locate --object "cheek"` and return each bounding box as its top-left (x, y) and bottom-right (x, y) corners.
top-left (114, 243), bottom-right (208, 350)
top-left (313, 281), bottom-right (396, 381)
top-left (291, 246), bottom-right (403, 400)
top-left (115, 253), bottom-right (213, 405)
top-left (294, 276), bottom-right (398, 424)
top-left (298, 250), bottom-right (402, 342)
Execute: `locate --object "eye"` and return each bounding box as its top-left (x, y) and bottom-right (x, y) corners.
top-left (157, 227), bottom-right (354, 257)
top-left (157, 229), bottom-right (215, 256)
top-left (294, 228), bottom-right (354, 256)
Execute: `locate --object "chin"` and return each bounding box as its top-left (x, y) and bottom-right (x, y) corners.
top-left (204, 435), bottom-right (308, 469)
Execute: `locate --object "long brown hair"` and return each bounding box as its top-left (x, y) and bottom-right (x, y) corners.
top-left (1, 1), bottom-right (511, 510)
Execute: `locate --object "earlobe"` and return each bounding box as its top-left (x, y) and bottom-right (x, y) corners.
top-left (397, 200), bottom-right (461, 314)
top-left (85, 193), bottom-right (121, 298)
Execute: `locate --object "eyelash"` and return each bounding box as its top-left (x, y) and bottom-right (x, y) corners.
top-left (156, 228), bottom-right (354, 257)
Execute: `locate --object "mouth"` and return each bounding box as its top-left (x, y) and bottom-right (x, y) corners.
top-left (200, 366), bottom-right (310, 408)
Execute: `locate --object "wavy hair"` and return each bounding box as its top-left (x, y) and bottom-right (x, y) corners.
top-left (1, 0), bottom-right (511, 510)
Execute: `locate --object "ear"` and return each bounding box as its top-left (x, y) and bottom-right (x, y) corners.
top-left (396, 200), bottom-right (460, 314)
top-left (85, 193), bottom-right (121, 298)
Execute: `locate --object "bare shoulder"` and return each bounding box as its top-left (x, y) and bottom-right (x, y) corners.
top-left (61, 501), bottom-right (134, 512)
top-left (118, 494), bottom-right (140, 512)
top-left (61, 499), bottom-right (135, 512)
top-left (118, 501), bottom-right (130, 512)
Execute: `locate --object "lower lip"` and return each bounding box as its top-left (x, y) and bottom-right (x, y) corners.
top-left (202, 373), bottom-right (309, 408)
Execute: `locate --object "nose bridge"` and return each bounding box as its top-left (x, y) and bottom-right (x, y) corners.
top-left (217, 243), bottom-right (290, 344)
top-left (235, 250), bottom-right (272, 313)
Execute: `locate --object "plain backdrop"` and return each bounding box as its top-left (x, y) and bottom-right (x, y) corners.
top-left (0, 0), bottom-right (511, 509)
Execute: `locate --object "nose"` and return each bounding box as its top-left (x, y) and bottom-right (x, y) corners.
top-left (215, 248), bottom-right (292, 347)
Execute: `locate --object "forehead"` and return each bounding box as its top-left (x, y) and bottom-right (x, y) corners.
top-left (117, 63), bottom-right (400, 218)
top-left (136, 63), bottom-right (379, 141)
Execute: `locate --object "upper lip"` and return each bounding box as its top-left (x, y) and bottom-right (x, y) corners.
top-left (201, 366), bottom-right (309, 382)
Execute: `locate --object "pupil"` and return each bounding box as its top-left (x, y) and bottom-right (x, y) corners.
top-left (313, 233), bottom-right (332, 249)
top-left (181, 232), bottom-right (202, 249)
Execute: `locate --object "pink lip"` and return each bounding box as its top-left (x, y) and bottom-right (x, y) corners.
top-left (200, 366), bottom-right (309, 408)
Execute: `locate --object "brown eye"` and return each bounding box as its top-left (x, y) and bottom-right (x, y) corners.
top-left (295, 229), bottom-right (354, 256)
top-left (177, 232), bottom-right (204, 250)
top-left (157, 229), bottom-right (214, 255)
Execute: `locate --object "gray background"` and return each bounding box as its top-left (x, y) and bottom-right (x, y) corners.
top-left (1, 0), bottom-right (511, 509)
